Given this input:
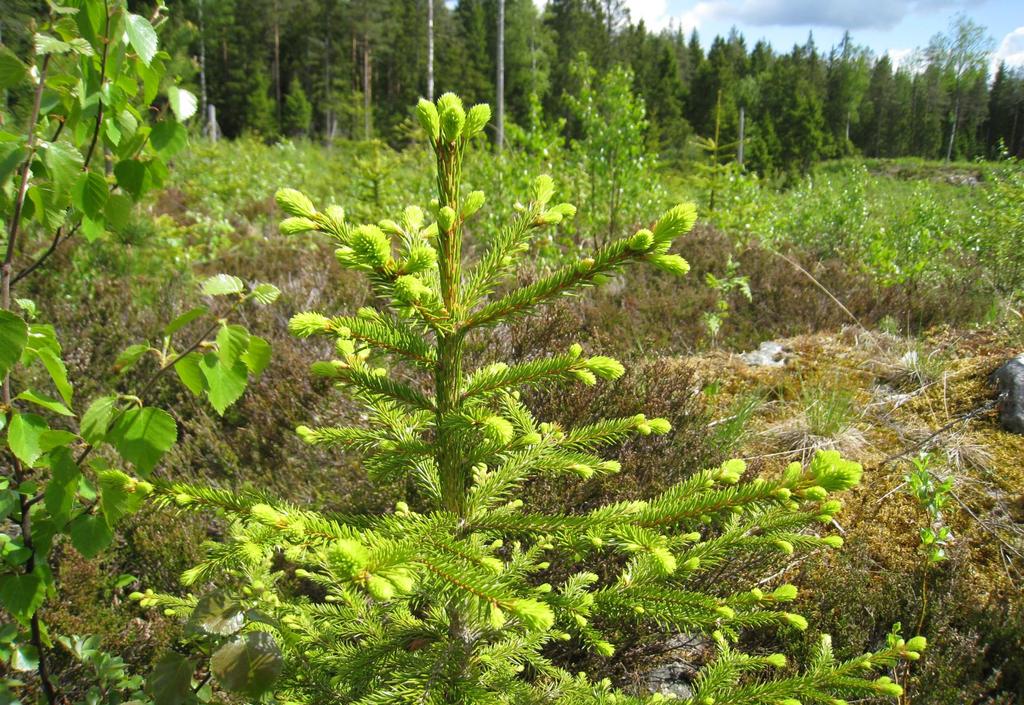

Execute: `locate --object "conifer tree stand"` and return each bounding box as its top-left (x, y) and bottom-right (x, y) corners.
top-left (143, 94), bottom-right (925, 704)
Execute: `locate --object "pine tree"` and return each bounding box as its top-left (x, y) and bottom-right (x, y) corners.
top-left (283, 77), bottom-right (313, 136)
top-left (138, 93), bottom-right (924, 703)
top-left (245, 67), bottom-right (280, 140)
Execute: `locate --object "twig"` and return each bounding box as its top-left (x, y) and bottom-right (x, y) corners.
top-left (770, 249), bottom-right (863, 329)
top-left (872, 400), bottom-right (997, 469)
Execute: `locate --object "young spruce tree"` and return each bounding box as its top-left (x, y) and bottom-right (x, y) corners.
top-left (142, 94), bottom-right (925, 704)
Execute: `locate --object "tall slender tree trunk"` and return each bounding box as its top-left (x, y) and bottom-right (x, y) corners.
top-left (198, 0), bottom-right (207, 127)
top-left (363, 39), bottom-right (372, 141)
top-left (945, 92), bottom-right (959, 161)
top-left (273, 0), bottom-right (282, 124)
top-left (496, 0), bottom-right (505, 152)
top-left (323, 4), bottom-right (334, 144)
top-left (737, 105), bottom-right (745, 167)
top-left (427, 0), bottom-right (434, 100)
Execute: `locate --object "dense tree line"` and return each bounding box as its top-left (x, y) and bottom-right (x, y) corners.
top-left (4, 0), bottom-right (1023, 171)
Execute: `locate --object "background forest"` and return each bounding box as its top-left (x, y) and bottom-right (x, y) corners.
top-left (5, 0), bottom-right (1023, 171)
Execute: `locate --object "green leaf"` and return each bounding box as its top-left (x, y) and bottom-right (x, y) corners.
top-left (33, 34), bottom-right (71, 56)
top-left (81, 395), bottom-right (117, 444)
top-left (44, 447), bottom-right (80, 527)
top-left (33, 346), bottom-right (72, 405)
top-left (104, 193), bottom-right (133, 231)
top-left (16, 389), bottom-right (73, 416)
top-left (72, 170), bottom-right (108, 219)
top-left (113, 573), bottom-right (137, 589)
top-left (114, 343), bottom-right (151, 373)
top-left (242, 336), bottom-right (271, 377)
top-left (42, 141), bottom-right (84, 198)
top-left (173, 352), bottom-right (206, 396)
top-left (98, 469), bottom-right (149, 527)
top-left (201, 274), bottom-right (244, 297)
top-left (0, 571), bottom-right (45, 624)
top-left (107, 407), bottom-right (177, 476)
top-left (167, 85), bottom-right (198, 121)
top-left (0, 310), bottom-right (28, 378)
top-left (188, 593), bottom-right (245, 636)
top-left (11, 643), bottom-right (39, 671)
top-left (251, 283), bottom-right (280, 305)
top-left (0, 47), bottom-right (28, 89)
top-left (150, 120), bottom-right (188, 158)
top-left (113, 159), bottom-right (147, 199)
top-left (7, 413), bottom-right (48, 466)
top-left (147, 652), bottom-right (194, 705)
top-left (211, 632), bottom-right (283, 697)
top-left (164, 307), bottom-right (207, 336)
top-left (69, 513), bottom-right (114, 558)
top-left (81, 214), bottom-right (106, 242)
top-left (216, 324), bottom-right (249, 367)
top-left (200, 354), bottom-right (247, 416)
top-left (124, 14), bottom-right (159, 66)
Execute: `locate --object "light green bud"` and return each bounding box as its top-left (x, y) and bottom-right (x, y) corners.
top-left (774, 539), bottom-right (795, 555)
top-left (289, 311), bottom-right (333, 338)
top-left (648, 418), bottom-right (672, 434)
top-left (905, 636), bottom-right (928, 652)
top-left (366, 574), bottom-right (395, 601)
top-left (417, 98), bottom-right (440, 141)
top-left (275, 188), bottom-right (316, 218)
top-left (764, 653), bottom-right (787, 668)
top-left (531, 174), bottom-right (555, 206)
top-left (586, 355), bottom-right (625, 381)
top-left (482, 415), bottom-right (515, 445)
top-left (465, 103), bottom-right (491, 136)
top-left (652, 203), bottom-right (698, 244)
top-left (802, 485), bottom-right (828, 501)
top-left (822, 535), bottom-right (844, 548)
top-left (548, 203), bottom-right (577, 220)
top-left (437, 205), bottom-right (457, 232)
top-left (782, 612), bottom-right (809, 630)
top-left (394, 275), bottom-right (433, 304)
top-left (873, 680), bottom-right (904, 697)
top-left (629, 229), bottom-right (654, 250)
top-left (773, 584), bottom-right (799, 601)
top-left (438, 93), bottom-right (466, 141)
top-left (463, 190), bottom-right (485, 217)
top-left (649, 254), bottom-right (691, 277)
top-left (594, 641), bottom-right (615, 657)
top-left (280, 216), bottom-right (319, 235)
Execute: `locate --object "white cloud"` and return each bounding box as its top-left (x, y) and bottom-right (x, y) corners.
top-left (993, 26), bottom-right (1024, 69)
top-left (667, 0), bottom-right (983, 32)
top-left (887, 47), bottom-right (914, 68)
top-left (626, 0), bottom-right (672, 30)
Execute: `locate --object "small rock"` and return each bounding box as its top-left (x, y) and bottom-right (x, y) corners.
top-left (641, 664), bottom-right (694, 699)
top-left (637, 633), bottom-right (710, 699)
top-left (740, 341), bottom-right (788, 367)
top-left (991, 355), bottom-right (1024, 434)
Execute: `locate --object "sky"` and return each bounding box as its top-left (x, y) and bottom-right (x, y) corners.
top-left (601, 0), bottom-right (1024, 71)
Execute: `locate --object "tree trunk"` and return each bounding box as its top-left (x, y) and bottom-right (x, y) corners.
top-left (198, 0), bottom-right (207, 125)
top-left (323, 4), bottom-right (333, 144)
top-left (363, 39), bottom-right (372, 141)
top-left (945, 93), bottom-right (959, 162)
top-left (273, 0), bottom-right (281, 124)
top-left (737, 105), bottom-right (745, 167)
top-left (427, 0), bottom-right (434, 101)
top-left (496, 0), bottom-right (505, 152)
